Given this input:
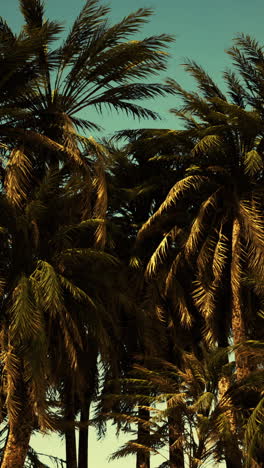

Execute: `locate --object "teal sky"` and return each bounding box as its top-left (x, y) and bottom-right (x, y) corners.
top-left (4, 0), bottom-right (264, 137)
top-left (2, 0), bottom-right (264, 466)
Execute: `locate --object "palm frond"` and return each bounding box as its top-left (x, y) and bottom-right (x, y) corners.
top-left (183, 59), bottom-right (226, 100)
top-left (184, 189), bottom-right (220, 259)
top-left (243, 149), bottom-right (263, 176)
top-left (4, 147), bottom-right (32, 207)
top-left (239, 201), bottom-right (264, 290)
top-left (146, 227), bottom-right (180, 277)
top-left (192, 134), bottom-right (222, 156)
top-left (31, 260), bottom-right (63, 315)
top-left (1, 345), bottom-right (20, 421)
top-left (58, 274), bottom-right (96, 310)
top-left (9, 274), bottom-right (42, 343)
top-left (137, 175), bottom-right (208, 242)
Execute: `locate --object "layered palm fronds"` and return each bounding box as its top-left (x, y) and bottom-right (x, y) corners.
top-left (0, 1), bottom-right (177, 464)
top-left (1, 1), bottom-right (264, 465)
top-left (96, 347), bottom-right (247, 468)
top-left (16, 0), bottom-right (175, 138)
top-left (136, 59), bottom-right (264, 367)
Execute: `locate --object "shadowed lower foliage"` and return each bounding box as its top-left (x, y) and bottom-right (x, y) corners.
top-left (0, 2), bottom-right (264, 467)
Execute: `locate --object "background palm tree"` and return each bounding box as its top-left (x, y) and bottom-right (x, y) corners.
top-left (137, 61), bottom-right (264, 378)
top-left (1, 1), bottom-right (264, 466)
top-left (0, 1), bottom-right (177, 466)
top-left (113, 41), bottom-right (264, 467)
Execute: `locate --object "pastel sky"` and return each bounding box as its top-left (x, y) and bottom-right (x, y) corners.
top-left (2, 0), bottom-right (264, 466)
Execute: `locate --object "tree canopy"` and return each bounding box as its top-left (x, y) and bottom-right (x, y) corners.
top-left (0, 2), bottom-right (264, 468)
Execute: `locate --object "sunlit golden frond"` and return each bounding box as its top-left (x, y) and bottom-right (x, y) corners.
top-left (192, 134), bottom-right (222, 156)
top-left (138, 175), bottom-right (208, 242)
top-left (185, 189), bottom-right (220, 258)
top-left (145, 226), bottom-right (180, 277)
top-left (4, 148), bottom-right (32, 207)
top-left (243, 149), bottom-right (263, 176)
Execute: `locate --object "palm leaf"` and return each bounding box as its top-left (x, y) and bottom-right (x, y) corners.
top-left (9, 274), bottom-right (42, 343)
top-left (137, 175), bottom-right (208, 242)
top-left (243, 149), bottom-right (263, 176)
top-left (5, 147), bottom-right (32, 207)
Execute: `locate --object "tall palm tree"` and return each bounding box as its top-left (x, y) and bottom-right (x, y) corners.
top-left (0, 1), bottom-right (176, 466)
top-left (0, 165), bottom-right (119, 466)
top-left (16, 0), bottom-right (174, 148)
top-left (129, 47), bottom-right (264, 467)
top-left (137, 59), bottom-right (264, 380)
top-left (103, 136), bottom-right (182, 468)
top-left (105, 131), bottom-right (206, 468)
top-left (102, 346), bottom-right (238, 468)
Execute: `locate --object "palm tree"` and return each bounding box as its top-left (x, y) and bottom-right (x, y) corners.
top-left (137, 58), bottom-right (264, 381)
top-left (104, 136), bottom-right (184, 468)
top-left (129, 46), bottom-right (264, 467)
top-left (0, 1), bottom-right (176, 466)
top-left (101, 346), bottom-right (239, 468)
top-left (16, 0), bottom-right (174, 149)
top-left (105, 131), bottom-right (207, 468)
top-left (0, 162), bottom-right (124, 467)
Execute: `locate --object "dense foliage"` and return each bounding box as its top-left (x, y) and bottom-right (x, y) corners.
top-left (0, 1), bottom-right (263, 468)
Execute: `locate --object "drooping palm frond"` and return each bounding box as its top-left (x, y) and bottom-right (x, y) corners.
top-left (243, 149), bottom-right (264, 176)
top-left (239, 201), bottom-right (264, 292)
top-left (170, 278), bottom-right (194, 329)
top-left (9, 274), bottom-right (42, 343)
top-left (25, 446), bottom-right (66, 468)
top-left (184, 189), bottom-right (220, 259)
top-left (85, 137), bottom-right (109, 248)
top-left (1, 345), bottom-right (21, 422)
top-left (4, 148), bottom-right (32, 207)
top-left (145, 226), bottom-right (180, 278)
top-left (191, 134), bottom-right (222, 155)
top-left (137, 175), bottom-right (208, 242)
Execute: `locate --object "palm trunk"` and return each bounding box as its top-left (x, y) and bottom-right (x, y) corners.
top-left (221, 218), bottom-right (247, 468)
top-left (1, 424), bottom-right (32, 468)
top-left (1, 375), bottom-right (33, 468)
top-left (66, 428), bottom-right (77, 468)
top-left (191, 438), bottom-right (206, 468)
top-left (218, 374), bottom-right (243, 468)
top-left (136, 407), bottom-right (150, 468)
top-left (168, 411), bottom-right (184, 468)
top-left (78, 401), bottom-right (90, 468)
top-left (1, 420), bottom-right (32, 468)
top-left (231, 218), bottom-right (249, 380)
top-left (64, 382), bottom-right (77, 468)
top-left (217, 334), bottom-right (242, 468)
top-left (77, 340), bottom-right (98, 468)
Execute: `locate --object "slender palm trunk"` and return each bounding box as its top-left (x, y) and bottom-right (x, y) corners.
top-left (217, 217), bottom-right (247, 468)
top-left (64, 382), bottom-right (77, 468)
top-left (191, 438), bottom-right (206, 468)
top-left (168, 411), bottom-right (184, 468)
top-left (78, 401), bottom-right (90, 468)
top-left (136, 407), bottom-right (150, 468)
top-left (77, 340), bottom-right (98, 468)
top-left (217, 334), bottom-right (242, 468)
top-left (218, 374), bottom-right (243, 468)
top-left (1, 376), bottom-right (33, 468)
top-left (231, 218), bottom-right (249, 380)
top-left (66, 428), bottom-right (77, 468)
